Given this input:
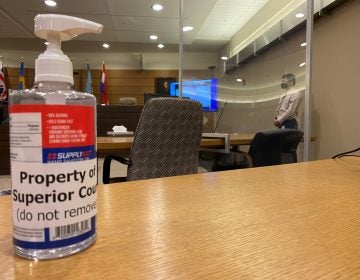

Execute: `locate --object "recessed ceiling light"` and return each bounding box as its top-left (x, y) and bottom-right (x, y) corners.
top-left (299, 62), bottom-right (306, 67)
top-left (158, 44), bottom-right (165, 49)
top-left (183, 26), bottom-right (194, 32)
top-left (221, 56), bottom-right (228, 61)
top-left (44, 0), bottom-right (57, 7)
top-left (236, 78), bottom-right (243, 83)
top-left (300, 42), bottom-right (307, 47)
top-left (151, 4), bottom-right (163, 11)
top-left (102, 43), bottom-right (110, 49)
top-left (150, 35), bottom-right (158, 40)
top-left (296, 13), bottom-right (305, 18)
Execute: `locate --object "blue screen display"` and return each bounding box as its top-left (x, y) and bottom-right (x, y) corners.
top-left (169, 79), bottom-right (218, 112)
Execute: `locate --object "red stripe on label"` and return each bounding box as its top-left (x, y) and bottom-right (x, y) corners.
top-left (10, 104), bottom-right (95, 148)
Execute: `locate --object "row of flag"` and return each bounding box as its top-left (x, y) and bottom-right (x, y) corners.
top-left (85, 62), bottom-right (108, 105)
top-left (0, 60), bottom-right (26, 102)
top-left (0, 61), bottom-right (109, 105)
top-left (0, 60), bottom-right (8, 102)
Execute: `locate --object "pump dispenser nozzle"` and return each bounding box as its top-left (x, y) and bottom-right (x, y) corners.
top-left (34, 14), bottom-right (103, 85)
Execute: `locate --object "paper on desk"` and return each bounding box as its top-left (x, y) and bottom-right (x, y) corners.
top-left (112, 125), bottom-right (128, 132)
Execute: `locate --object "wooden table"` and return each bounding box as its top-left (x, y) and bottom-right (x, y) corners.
top-left (97, 133), bottom-right (316, 152)
top-left (98, 133), bottom-right (256, 152)
top-left (1, 158), bottom-right (360, 279)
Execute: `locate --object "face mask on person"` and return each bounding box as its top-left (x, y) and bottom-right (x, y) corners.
top-left (281, 82), bottom-right (288, 89)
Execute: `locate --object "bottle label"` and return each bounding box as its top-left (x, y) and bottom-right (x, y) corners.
top-left (10, 104), bottom-right (97, 249)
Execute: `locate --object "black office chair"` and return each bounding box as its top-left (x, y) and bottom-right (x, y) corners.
top-left (243, 129), bottom-right (304, 167)
top-left (103, 97), bottom-right (203, 183)
top-left (202, 129), bottom-right (303, 171)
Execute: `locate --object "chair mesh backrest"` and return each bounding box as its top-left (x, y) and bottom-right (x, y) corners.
top-left (127, 98), bottom-right (203, 181)
top-left (249, 129), bottom-right (303, 167)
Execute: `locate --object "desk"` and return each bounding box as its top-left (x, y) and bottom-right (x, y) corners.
top-left (97, 133), bottom-right (316, 152)
top-left (98, 133), bottom-right (257, 152)
top-left (1, 158), bottom-right (360, 279)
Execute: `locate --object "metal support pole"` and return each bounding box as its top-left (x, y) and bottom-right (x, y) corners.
top-left (303, 0), bottom-right (314, 161)
top-left (178, 0), bottom-right (184, 98)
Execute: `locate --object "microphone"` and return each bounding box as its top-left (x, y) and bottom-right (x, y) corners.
top-left (214, 101), bottom-right (227, 133)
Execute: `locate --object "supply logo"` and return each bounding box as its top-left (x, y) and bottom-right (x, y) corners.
top-left (43, 146), bottom-right (96, 163)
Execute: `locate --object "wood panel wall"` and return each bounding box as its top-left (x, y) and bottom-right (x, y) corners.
top-left (3, 67), bottom-right (214, 131)
top-left (2, 67), bottom-right (35, 91)
top-left (78, 69), bottom-right (179, 105)
top-left (4, 67), bottom-right (180, 105)
top-left (3, 67), bottom-right (212, 106)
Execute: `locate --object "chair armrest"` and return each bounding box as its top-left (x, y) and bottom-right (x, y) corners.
top-left (102, 155), bottom-right (132, 184)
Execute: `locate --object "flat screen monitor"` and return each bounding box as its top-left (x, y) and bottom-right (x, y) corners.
top-left (169, 79), bottom-right (218, 112)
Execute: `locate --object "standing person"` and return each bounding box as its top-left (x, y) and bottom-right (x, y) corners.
top-left (274, 73), bottom-right (303, 129)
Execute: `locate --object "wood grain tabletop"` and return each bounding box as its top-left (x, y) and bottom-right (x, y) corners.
top-left (1, 158), bottom-right (359, 279)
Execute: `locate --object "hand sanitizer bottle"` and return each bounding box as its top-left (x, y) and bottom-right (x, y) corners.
top-left (9, 14), bottom-right (103, 259)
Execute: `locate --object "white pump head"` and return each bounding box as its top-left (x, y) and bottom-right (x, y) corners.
top-left (34, 14), bottom-right (103, 85)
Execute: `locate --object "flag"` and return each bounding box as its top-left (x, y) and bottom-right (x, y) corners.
top-left (100, 62), bottom-right (109, 105)
top-left (85, 63), bottom-right (93, 94)
top-left (0, 62), bottom-right (7, 102)
top-left (18, 61), bottom-right (26, 90)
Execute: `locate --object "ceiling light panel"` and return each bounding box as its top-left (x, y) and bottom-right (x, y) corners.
top-left (110, 30), bottom-right (178, 44)
top-left (151, 4), bottom-right (163, 11)
top-left (44, 0), bottom-right (57, 7)
top-left (197, 0), bottom-right (269, 40)
top-left (106, 0), bottom-right (176, 17)
top-left (183, 26), bottom-right (194, 32)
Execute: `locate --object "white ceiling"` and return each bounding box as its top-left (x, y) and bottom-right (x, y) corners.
top-left (197, 0), bottom-right (268, 41)
top-left (0, 0), bottom-right (269, 53)
top-left (0, 0), bottom-right (339, 69)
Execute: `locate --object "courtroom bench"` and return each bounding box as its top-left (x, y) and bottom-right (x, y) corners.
top-left (96, 105), bottom-right (143, 137)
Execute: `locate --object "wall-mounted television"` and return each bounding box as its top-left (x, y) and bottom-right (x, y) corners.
top-left (169, 79), bottom-right (218, 112)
